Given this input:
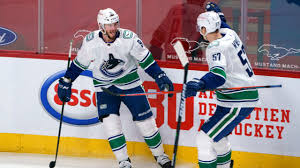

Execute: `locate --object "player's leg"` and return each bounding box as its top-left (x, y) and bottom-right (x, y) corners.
top-left (121, 85), bottom-right (171, 168)
top-left (97, 86), bottom-right (132, 168)
top-left (135, 117), bottom-right (171, 168)
top-left (213, 137), bottom-right (232, 168)
top-left (196, 130), bottom-right (217, 168)
top-left (102, 114), bottom-right (132, 167)
top-left (200, 106), bottom-right (254, 168)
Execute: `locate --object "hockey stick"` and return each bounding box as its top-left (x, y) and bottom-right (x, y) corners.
top-left (49, 40), bottom-right (73, 168)
top-left (101, 87), bottom-right (181, 96)
top-left (171, 41), bottom-right (189, 168)
top-left (101, 84), bottom-right (282, 97)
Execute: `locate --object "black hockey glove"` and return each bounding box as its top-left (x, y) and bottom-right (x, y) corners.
top-left (185, 78), bottom-right (205, 98)
top-left (205, 2), bottom-right (227, 23)
top-left (57, 77), bottom-right (72, 102)
top-left (155, 72), bottom-right (174, 97)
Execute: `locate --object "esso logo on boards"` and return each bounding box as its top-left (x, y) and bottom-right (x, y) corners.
top-left (40, 70), bottom-right (99, 125)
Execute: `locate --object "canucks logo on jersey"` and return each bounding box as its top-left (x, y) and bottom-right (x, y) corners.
top-left (100, 53), bottom-right (125, 78)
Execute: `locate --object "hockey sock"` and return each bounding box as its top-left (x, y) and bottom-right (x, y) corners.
top-left (213, 137), bottom-right (232, 168)
top-left (108, 134), bottom-right (128, 161)
top-left (135, 117), bottom-right (164, 156)
top-left (103, 114), bottom-right (129, 161)
top-left (197, 131), bottom-right (217, 168)
top-left (216, 151), bottom-right (231, 168)
top-left (144, 130), bottom-right (163, 154)
top-left (198, 159), bottom-right (217, 168)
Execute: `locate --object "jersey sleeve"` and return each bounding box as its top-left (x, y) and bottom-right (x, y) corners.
top-left (199, 44), bottom-right (227, 89)
top-left (206, 42), bottom-right (227, 81)
top-left (130, 34), bottom-right (155, 70)
top-left (73, 33), bottom-right (95, 71)
top-left (64, 33), bottom-right (95, 81)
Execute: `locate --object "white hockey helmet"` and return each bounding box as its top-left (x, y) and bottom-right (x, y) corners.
top-left (97, 8), bottom-right (119, 32)
top-left (196, 11), bottom-right (221, 36)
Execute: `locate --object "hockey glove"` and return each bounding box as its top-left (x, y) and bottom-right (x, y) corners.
top-left (57, 77), bottom-right (72, 102)
top-left (205, 2), bottom-right (227, 23)
top-left (155, 72), bottom-right (174, 97)
top-left (185, 78), bottom-right (205, 98)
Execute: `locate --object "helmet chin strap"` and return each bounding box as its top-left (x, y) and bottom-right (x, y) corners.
top-left (99, 24), bottom-right (107, 35)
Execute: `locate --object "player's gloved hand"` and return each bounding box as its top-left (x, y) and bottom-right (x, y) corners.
top-left (205, 2), bottom-right (227, 22)
top-left (185, 78), bottom-right (205, 98)
top-left (155, 72), bottom-right (174, 97)
top-left (205, 2), bottom-right (222, 12)
top-left (57, 77), bottom-right (72, 102)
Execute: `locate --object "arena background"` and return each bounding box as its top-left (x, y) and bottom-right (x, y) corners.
top-left (1, 0), bottom-right (300, 167)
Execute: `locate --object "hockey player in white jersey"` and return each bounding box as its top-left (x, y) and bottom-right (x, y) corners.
top-left (57, 8), bottom-right (173, 168)
top-left (184, 2), bottom-right (259, 168)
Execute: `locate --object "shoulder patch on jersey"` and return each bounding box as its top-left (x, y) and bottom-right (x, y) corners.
top-left (86, 32), bottom-right (94, 41)
top-left (123, 30), bottom-right (133, 39)
top-left (208, 40), bottom-right (220, 49)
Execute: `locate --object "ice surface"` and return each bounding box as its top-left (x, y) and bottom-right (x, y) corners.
top-left (0, 152), bottom-right (196, 168)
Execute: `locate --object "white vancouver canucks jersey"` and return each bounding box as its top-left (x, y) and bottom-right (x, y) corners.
top-left (73, 28), bottom-right (155, 92)
top-left (206, 28), bottom-right (259, 107)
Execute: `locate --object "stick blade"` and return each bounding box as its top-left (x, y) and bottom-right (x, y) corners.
top-left (173, 41), bottom-right (189, 67)
top-left (49, 161), bottom-right (56, 168)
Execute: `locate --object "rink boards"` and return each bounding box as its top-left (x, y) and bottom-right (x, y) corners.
top-left (0, 57), bottom-right (300, 168)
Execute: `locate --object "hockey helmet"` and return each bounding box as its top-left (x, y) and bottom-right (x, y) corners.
top-left (196, 11), bottom-right (221, 36)
top-left (97, 8), bottom-right (119, 32)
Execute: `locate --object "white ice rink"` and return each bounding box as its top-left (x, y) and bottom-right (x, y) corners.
top-left (0, 152), bottom-right (196, 168)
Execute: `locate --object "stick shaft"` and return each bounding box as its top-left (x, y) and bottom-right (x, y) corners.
top-left (51, 40), bottom-right (73, 167)
top-left (67, 40), bottom-right (73, 67)
top-left (172, 64), bottom-right (189, 168)
top-left (114, 84), bottom-right (282, 97)
top-left (54, 102), bottom-right (65, 161)
top-left (215, 84), bottom-right (282, 91)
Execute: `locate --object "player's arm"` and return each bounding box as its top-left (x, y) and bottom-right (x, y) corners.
top-left (205, 2), bottom-right (231, 29)
top-left (64, 34), bottom-right (94, 82)
top-left (57, 34), bottom-right (93, 102)
top-left (130, 34), bottom-right (174, 96)
top-left (185, 45), bottom-right (227, 98)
